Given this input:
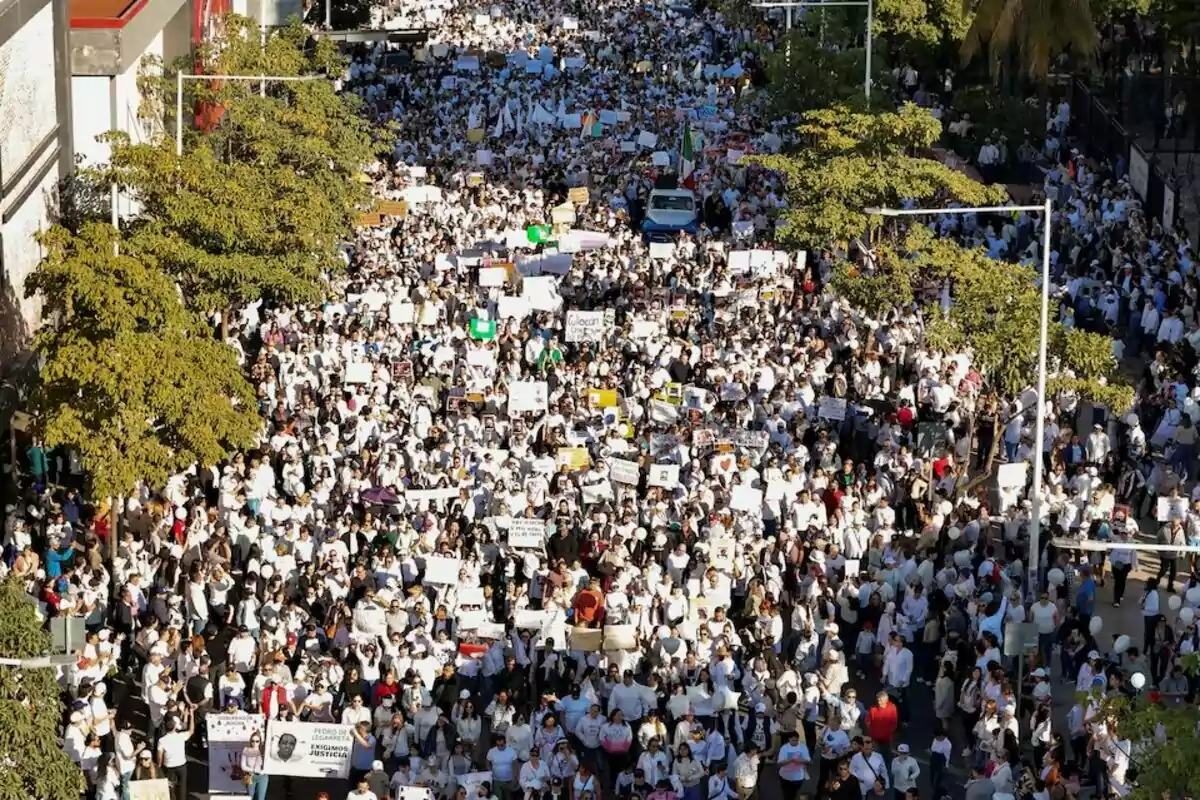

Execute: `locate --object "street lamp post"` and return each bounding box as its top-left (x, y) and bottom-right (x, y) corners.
top-left (175, 72), bottom-right (325, 156)
top-left (752, 0), bottom-right (874, 104)
top-left (866, 199), bottom-right (1054, 594)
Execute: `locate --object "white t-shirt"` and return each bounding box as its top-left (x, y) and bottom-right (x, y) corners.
top-left (1031, 601), bottom-right (1057, 634)
top-left (157, 731), bottom-right (188, 768)
top-left (488, 746), bottom-right (518, 781)
top-left (347, 792), bottom-right (378, 800)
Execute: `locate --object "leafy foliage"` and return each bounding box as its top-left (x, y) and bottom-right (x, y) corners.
top-left (0, 580), bottom-right (86, 800)
top-left (763, 32), bottom-right (889, 117)
top-left (750, 104), bottom-right (1009, 247)
top-left (874, 0), bottom-right (974, 50)
top-left (946, 86), bottom-right (1046, 162)
top-left (960, 0), bottom-right (1099, 82)
top-left (24, 224), bottom-right (260, 501)
top-left (106, 15), bottom-right (386, 318)
top-left (1094, 653), bottom-right (1200, 800)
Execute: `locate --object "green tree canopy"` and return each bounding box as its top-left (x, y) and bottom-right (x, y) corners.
top-left (25, 223), bottom-right (260, 501)
top-left (961, 0), bottom-right (1098, 82)
top-left (763, 31), bottom-right (892, 117)
top-left (108, 15), bottom-right (387, 321)
top-left (831, 225), bottom-right (1133, 409)
top-left (0, 579), bottom-right (85, 800)
top-left (874, 0), bottom-right (974, 51)
top-left (751, 103), bottom-right (1009, 247)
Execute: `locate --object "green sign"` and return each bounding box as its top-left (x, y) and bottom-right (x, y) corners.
top-left (526, 225), bottom-right (552, 244)
top-left (469, 318), bottom-right (497, 341)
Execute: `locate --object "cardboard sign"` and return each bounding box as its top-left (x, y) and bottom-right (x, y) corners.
top-left (1157, 496), bottom-right (1189, 523)
top-left (508, 518), bottom-right (546, 549)
top-left (565, 310), bottom-right (606, 343)
top-left (818, 396), bottom-right (847, 421)
top-left (731, 485), bottom-right (763, 512)
top-left (587, 388), bottom-right (619, 408)
top-left (557, 446), bottom-right (591, 471)
top-left (603, 624), bottom-right (638, 651)
top-left (570, 627), bottom-right (603, 651)
top-left (423, 556), bottom-right (463, 584)
top-left (610, 458), bottom-right (641, 485)
top-left (647, 464), bottom-right (680, 489)
top-left (568, 186), bottom-right (590, 204)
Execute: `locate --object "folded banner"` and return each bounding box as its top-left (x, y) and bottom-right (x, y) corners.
top-left (262, 721), bottom-right (353, 778)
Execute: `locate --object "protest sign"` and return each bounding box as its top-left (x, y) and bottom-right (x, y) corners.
top-left (637, 130), bottom-right (658, 148)
top-left (610, 458), bottom-right (641, 485)
top-left (469, 318), bottom-right (497, 341)
top-left (479, 267), bottom-right (506, 287)
top-left (509, 381), bottom-right (548, 412)
top-left (208, 714), bottom-right (264, 793)
top-left (568, 187), bottom-right (590, 204)
top-left (1157, 496), bottom-right (1189, 522)
top-left (262, 721), bottom-right (352, 778)
top-left (458, 586), bottom-right (486, 606)
top-left (508, 518), bottom-right (546, 549)
top-left (128, 780), bottom-right (171, 800)
top-left (515, 610), bottom-right (551, 629)
top-left (565, 310), bottom-right (606, 342)
top-left (587, 388), bottom-right (619, 407)
top-left (395, 788), bottom-right (435, 800)
top-left (570, 627), bottom-right (603, 651)
top-left (581, 481), bottom-right (613, 504)
top-left (497, 295), bottom-right (530, 319)
top-left (649, 241), bottom-right (674, 260)
top-left (389, 302), bottom-right (415, 324)
top-left (731, 485), bottom-right (763, 512)
top-left (603, 624), bottom-right (638, 651)
top-left (818, 396), bottom-right (847, 421)
top-left (423, 556), bottom-right (463, 584)
top-left (557, 446), bottom-right (591, 471)
top-left (647, 464), bottom-right (680, 489)
top-left (344, 363), bottom-right (373, 384)
top-left (996, 462), bottom-right (1029, 489)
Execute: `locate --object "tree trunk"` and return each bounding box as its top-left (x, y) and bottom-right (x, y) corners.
top-left (957, 417), bottom-right (1000, 499)
top-left (220, 309), bottom-right (230, 341)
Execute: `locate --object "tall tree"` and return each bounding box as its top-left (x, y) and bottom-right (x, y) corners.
top-left (107, 15), bottom-right (387, 327)
top-left (764, 29), bottom-right (892, 117)
top-left (960, 0), bottom-right (1098, 82)
top-left (751, 103), bottom-right (1009, 247)
top-left (0, 580), bottom-right (86, 800)
top-left (24, 224), bottom-right (260, 519)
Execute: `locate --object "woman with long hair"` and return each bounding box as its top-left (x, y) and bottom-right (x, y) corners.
top-left (673, 742), bottom-right (705, 800)
top-left (240, 729), bottom-right (268, 800)
top-left (599, 709), bottom-right (633, 784)
top-left (958, 665), bottom-right (983, 757)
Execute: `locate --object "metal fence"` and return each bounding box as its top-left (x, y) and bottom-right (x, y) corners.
top-left (1069, 78), bottom-right (1184, 234)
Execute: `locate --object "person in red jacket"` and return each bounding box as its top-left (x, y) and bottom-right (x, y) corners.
top-left (261, 676), bottom-right (289, 719)
top-left (863, 690), bottom-right (899, 752)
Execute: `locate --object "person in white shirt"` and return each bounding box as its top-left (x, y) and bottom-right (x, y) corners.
top-left (890, 743), bottom-right (920, 795)
top-left (346, 778), bottom-right (378, 800)
top-left (518, 748), bottom-right (551, 795)
top-left (156, 713), bottom-right (194, 800)
top-left (882, 633), bottom-right (913, 720)
top-left (849, 738), bottom-right (889, 797)
top-left (608, 672), bottom-right (647, 724)
top-left (708, 763), bottom-right (738, 800)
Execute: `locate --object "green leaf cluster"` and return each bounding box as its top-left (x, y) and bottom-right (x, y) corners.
top-left (763, 32), bottom-right (891, 117)
top-left (24, 224), bottom-right (260, 501)
top-left (750, 103), bottom-right (1009, 247)
top-left (0, 580), bottom-right (86, 800)
top-left (874, 0), bottom-right (974, 50)
top-left (103, 15), bottom-right (388, 317)
top-left (960, 0), bottom-right (1099, 83)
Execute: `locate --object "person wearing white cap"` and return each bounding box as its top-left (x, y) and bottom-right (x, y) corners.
top-left (889, 744), bottom-right (919, 800)
top-left (89, 682), bottom-right (115, 751)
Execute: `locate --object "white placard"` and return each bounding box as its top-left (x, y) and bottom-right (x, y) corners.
top-left (406, 488), bottom-right (460, 503)
top-left (396, 788), bottom-right (435, 800)
top-left (581, 481), bottom-right (613, 504)
top-left (262, 721), bottom-right (352, 778)
top-left (523, 275), bottom-right (562, 312)
top-left (1157, 496), bottom-right (1189, 523)
top-left (509, 518), bottom-right (547, 549)
top-left (818, 396), bottom-right (847, 421)
top-left (390, 302), bottom-right (415, 324)
top-left (515, 609), bottom-right (551, 629)
top-left (565, 310), bottom-right (606, 342)
top-left (637, 130), bottom-right (658, 148)
top-left (649, 242), bottom-right (674, 260)
top-left (509, 380), bottom-right (549, 413)
top-left (651, 150), bottom-right (671, 166)
top-left (344, 362), bottom-right (373, 384)
top-left (610, 458), bottom-right (641, 485)
top-left (208, 714), bottom-right (264, 793)
top-left (1129, 146), bottom-right (1149, 199)
top-left (128, 780), bottom-right (170, 800)
top-left (731, 485), bottom-right (763, 512)
top-left (709, 537), bottom-right (735, 571)
top-left (647, 464), bottom-right (680, 489)
top-left (603, 624), bottom-right (638, 651)
top-left (424, 556), bottom-right (463, 584)
top-left (458, 586), bottom-right (486, 606)
top-left (497, 295), bottom-right (530, 319)
top-left (997, 462), bottom-right (1029, 489)
top-left (479, 267), bottom-right (506, 287)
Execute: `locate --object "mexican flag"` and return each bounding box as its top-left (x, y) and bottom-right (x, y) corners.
top-left (680, 118), bottom-right (696, 189)
top-left (469, 318), bottom-right (497, 341)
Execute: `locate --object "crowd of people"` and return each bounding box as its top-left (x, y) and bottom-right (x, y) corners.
top-left (9, 0), bottom-right (1200, 798)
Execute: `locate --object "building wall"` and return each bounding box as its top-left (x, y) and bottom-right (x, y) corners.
top-left (0, 0), bottom-right (71, 355)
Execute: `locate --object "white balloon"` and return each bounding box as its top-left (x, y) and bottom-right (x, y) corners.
top-left (1188, 586), bottom-right (1200, 604)
top-left (1114, 635), bottom-right (1131, 654)
top-left (1181, 607), bottom-right (1196, 624)
top-left (1089, 616), bottom-right (1103, 635)
top-left (1048, 568), bottom-right (1065, 586)
top-left (1130, 672), bottom-right (1146, 690)
top-left (947, 527), bottom-right (961, 541)
top-left (1169, 595), bottom-right (1183, 611)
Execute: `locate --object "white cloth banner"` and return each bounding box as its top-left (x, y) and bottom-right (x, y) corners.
top-left (262, 721), bottom-right (352, 778)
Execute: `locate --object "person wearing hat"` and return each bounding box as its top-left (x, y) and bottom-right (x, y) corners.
top-left (132, 749), bottom-right (162, 782)
top-left (889, 744), bottom-right (919, 800)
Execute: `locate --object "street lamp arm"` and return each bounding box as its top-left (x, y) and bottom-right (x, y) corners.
top-left (865, 204), bottom-right (1048, 216)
